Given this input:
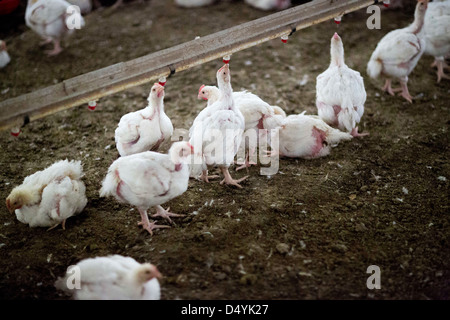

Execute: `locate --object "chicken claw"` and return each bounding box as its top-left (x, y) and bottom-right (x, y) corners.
top-left (219, 167), bottom-right (248, 188)
top-left (151, 205), bottom-right (185, 224)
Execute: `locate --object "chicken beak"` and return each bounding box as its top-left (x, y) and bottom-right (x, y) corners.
top-left (156, 86), bottom-right (164, 98)
top-left (5, 198), bottom-right (14, 213)
top-left (152, 266), bottom-right (163, 280)
top-left (218, 63), bottom-right (229, 73)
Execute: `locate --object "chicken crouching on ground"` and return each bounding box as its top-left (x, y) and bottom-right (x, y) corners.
top-left (55, 255), bottom-right (161, 300)
top-left (6, 160), bottom-right (87, 230)
top-left (264, 113), bottom-right (353, 159)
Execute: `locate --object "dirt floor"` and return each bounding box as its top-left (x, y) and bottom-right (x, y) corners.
top-left (0, 1), bottom-right (449, 300)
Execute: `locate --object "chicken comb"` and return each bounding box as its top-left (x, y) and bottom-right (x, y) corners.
top-left (199, 84), bottom-right (206, 93)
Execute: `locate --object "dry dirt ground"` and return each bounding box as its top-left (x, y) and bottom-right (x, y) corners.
top-left (0, 1), bottom-right (449, 300)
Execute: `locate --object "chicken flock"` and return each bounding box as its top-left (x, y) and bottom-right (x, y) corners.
top-left (2, 0), bottom-right (449, 300)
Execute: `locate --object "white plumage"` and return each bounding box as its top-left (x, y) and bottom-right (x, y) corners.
top-left (175, 0), bottom-right (215, 7)
top-left (367, 0), bottom-right (429, 103)
top-left (100, 141), bottom-right (193, 235)
top-left (115, 83), bottom-right (173, 157)
top-left (189, 64), bottom-right (247, 188)
top-left (55, 255), bottom-right (161, 300)
top-left (197, 85), bottom-right (286, 132)
top-left (197, 84), bottom-right (286, 170)
top-left (6, 160), bottom-right (87, 229)
top-left (0, 40), bottom-right (11, 69)
top-left (423, 0), bottom-right (450, 82)
top-left (265, 113), bottom-right (353, 159)
top-left (316, 32), bottom-right (367, 137)
top-left (25, 0), bottom-right (85, 56)
top-left (244, 0), bottom-right (291, 11)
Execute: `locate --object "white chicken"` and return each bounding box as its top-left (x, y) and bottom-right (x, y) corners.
top-left (189, 64), bottom-right (247, 188)
top-left (25, 0), bottom-right (85, 56)
top-left (197, 84), bottom-right (286, 170)
top-left (175, 0), bottom-right (215, 7)
top-left (367, 0), bottom-right (429, 103)
top-left (244, 0), bottom-right (291, 11)
top-left (6, 159), bottom-right (87, 230)
top-left (423, 0), bottom-right (450, 82)
top-left (0, 40), bottom-right (11, 69)
top-left (115, 83), bottom-right (173, 157)
top-left (265, 113), bottom-right (353, 159)
top-left (100, 141), bottom-right (193, 235)
top-left (55, 255), bottom-right (161, 300)
top-left (316, 32), bottom-right (367, 137)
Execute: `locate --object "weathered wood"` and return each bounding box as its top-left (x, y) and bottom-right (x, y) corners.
top-left (0, 0), bottom-right (373, 131)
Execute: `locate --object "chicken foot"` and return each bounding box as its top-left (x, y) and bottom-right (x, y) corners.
top-left (151, 205), bottom-right (185, 224)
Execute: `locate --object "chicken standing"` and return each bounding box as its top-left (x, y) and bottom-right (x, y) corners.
top-left (115, 83), bottom-right (173, 157)
top-left (100, 141), bottom-right (193, 235)
top-left (197, 84), bottom-right (286, 170)
top-left (189, 64), bottom-right (247, 188)
top-left (6, 160), bottom-right (87, 230)
top-left (0, 40), bottom-right (11, 69)
top-left (265, 113), bottom-right (352, 159)
top-left (55, 255), bottom-right (161, 300)
top-left (244, 0), bottom-right (291, 10)
top-left (367, 0), bottom-right (429, 103)
top-left (316, 32), bottom-right (367, 137)
top-left (423, 0), bottom-right (450, 82)
top-left (25, 0), bottom-right (85, 56)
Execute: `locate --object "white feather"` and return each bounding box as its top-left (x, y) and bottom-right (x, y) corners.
top-left (55, 255), bottom-right (161, 300)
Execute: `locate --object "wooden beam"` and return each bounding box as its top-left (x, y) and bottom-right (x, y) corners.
top-left (0, 0), bottom-right (373, 131)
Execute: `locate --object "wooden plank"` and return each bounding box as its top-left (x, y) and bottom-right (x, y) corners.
top-left (0, 0), bottom-right (373, 131)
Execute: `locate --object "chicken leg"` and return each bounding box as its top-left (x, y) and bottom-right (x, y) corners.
top-left (39, 38), bottom-right (53, 47)
top-left (138, 208), bottom-right (170, 235)
top-left (47, 219), bottom-right (66, 231)
top-left (433, 59), bottom-right (450, 83)
top-left (200, 170), bottom-right (219, 183)
top-left (382, 79), bottom-right (396, 96)
top-left (151, 205), bottom-right (185, 224)
top-left (398, 79), bottom-right (413, 103)
top-left (351, 127), bottom-right (369, 138)
top-left (236, 148), bottom-right (257, 171)
top-left (219, 167), bottom-right (248, 188)
top-left (45, 39), bottom-right (63, 56)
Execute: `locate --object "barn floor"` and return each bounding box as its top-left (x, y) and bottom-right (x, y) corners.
top-left (0, 1), bottom-right (449, 300)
